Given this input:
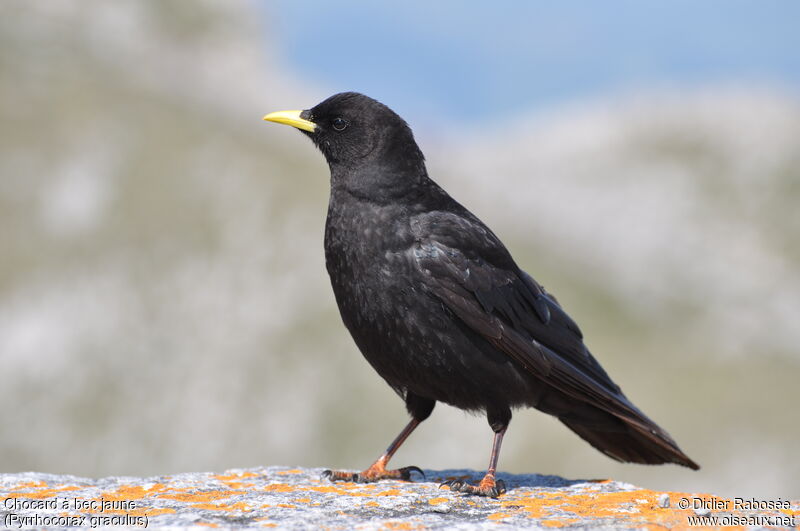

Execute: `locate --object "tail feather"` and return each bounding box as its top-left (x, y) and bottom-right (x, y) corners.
top-left (561, 416), bottom-right (700, 470)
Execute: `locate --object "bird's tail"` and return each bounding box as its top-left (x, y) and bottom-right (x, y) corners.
top-left (560, 415), bottom-right (700, 470)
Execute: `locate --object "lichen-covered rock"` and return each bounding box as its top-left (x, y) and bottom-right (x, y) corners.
top-left (1, 467), bottom-right (797, 529)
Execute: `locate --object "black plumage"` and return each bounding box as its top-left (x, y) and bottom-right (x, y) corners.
top-left (263, 92), bottom-right (698, 497)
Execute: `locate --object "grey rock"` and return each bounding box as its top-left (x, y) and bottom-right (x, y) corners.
top-left (1, 467), bottom-right (797, 529)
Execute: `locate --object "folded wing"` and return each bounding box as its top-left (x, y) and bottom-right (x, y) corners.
top-left (410, 210), bottom-right (699, 469)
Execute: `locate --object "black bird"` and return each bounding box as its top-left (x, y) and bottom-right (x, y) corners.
top-left (263, 92), bottom-right (699, 497)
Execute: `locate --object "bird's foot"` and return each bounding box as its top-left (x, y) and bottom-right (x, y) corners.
top-left (440, 475), bottom-right (506, 498)
top-left (322, 462), bottom-right (424, 484)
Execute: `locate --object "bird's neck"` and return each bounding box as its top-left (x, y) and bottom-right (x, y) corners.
top-left (327, 133), bottom-right (430, 205)
top-left (329, 162), bottom-right (431, 205)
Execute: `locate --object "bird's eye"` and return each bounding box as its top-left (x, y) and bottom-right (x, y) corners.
top-left (332, 117), bottom-right (348, 131)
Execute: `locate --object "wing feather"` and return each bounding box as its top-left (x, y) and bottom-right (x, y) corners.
top-left (411, 211), bottom-right (653, 426)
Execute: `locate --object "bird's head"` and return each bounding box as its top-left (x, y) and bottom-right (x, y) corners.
top-left (264, 92), bottom-right (427, 196)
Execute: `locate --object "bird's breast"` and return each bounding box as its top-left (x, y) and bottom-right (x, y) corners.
top-left (324, 203), bottom-right (414, 306)
top-left (323, 199), bottom-right (433, 353)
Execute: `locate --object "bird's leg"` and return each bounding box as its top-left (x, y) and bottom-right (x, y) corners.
top-left (441, 427), bottom-right (507, 497)
top-left (323, 418), bottom-right (425, 483)
top-left (442, 408), bottom-right (509, 497)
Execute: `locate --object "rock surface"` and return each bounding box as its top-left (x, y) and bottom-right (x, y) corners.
top-left (1, 467), bottom-right (797, 529)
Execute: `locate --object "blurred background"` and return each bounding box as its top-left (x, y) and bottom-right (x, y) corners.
top-left (1, 0), bottom-right (798, 499)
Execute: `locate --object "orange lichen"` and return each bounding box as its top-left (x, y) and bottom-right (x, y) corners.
top-left (275, 469), bottom-right (303, 475)
top-left (487, 512), bottom-right (514, 520)
top-left (559, 489), bottom-right (655, 518)
top-left (160, 490), bottom-right (244, 502)
top-left (191, 501), bottom-right (250, 512)
top-left (381, 521), bottom-right (423, 530)
top-left (427, 497), bottom-right (449, 505)
top-left (499, 488), bottom-right (664, 522)
top-left (103, 483), bottom-right (169, 500)
top-left (375, 489), bottom-right (402, 496)
top-left (213, 472), bottom-right (258, 490)
top-left (214, 472), bottom-right (258, 481)
top-left (277, 503), bottom-right (297, 509)
top-left (300, 484), bottom-right (377, 497)
top-left (364, 501), bottom-right (380, 507)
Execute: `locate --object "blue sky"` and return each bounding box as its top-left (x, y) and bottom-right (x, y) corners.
top-left (266, 1), bottom-right (800, 125)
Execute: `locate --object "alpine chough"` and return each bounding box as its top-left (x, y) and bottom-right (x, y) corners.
top-left (263, 92), bottom-right (699, 497)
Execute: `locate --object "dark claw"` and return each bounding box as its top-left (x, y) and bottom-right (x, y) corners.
top-left (439, 478), bottom-right (506, 498)
top-left (439, 479), bottom-right (466, 490)
top-left (322, 469), bottom-right (358, 482)
top-left (398, 466), bottom-right (425, 481)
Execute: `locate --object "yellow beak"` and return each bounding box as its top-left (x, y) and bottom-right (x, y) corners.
top-left (262, 110), bottom-right (316, 132)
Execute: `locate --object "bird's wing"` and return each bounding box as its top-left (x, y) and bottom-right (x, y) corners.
top-left (409, 210), bottom-right (656, 428)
